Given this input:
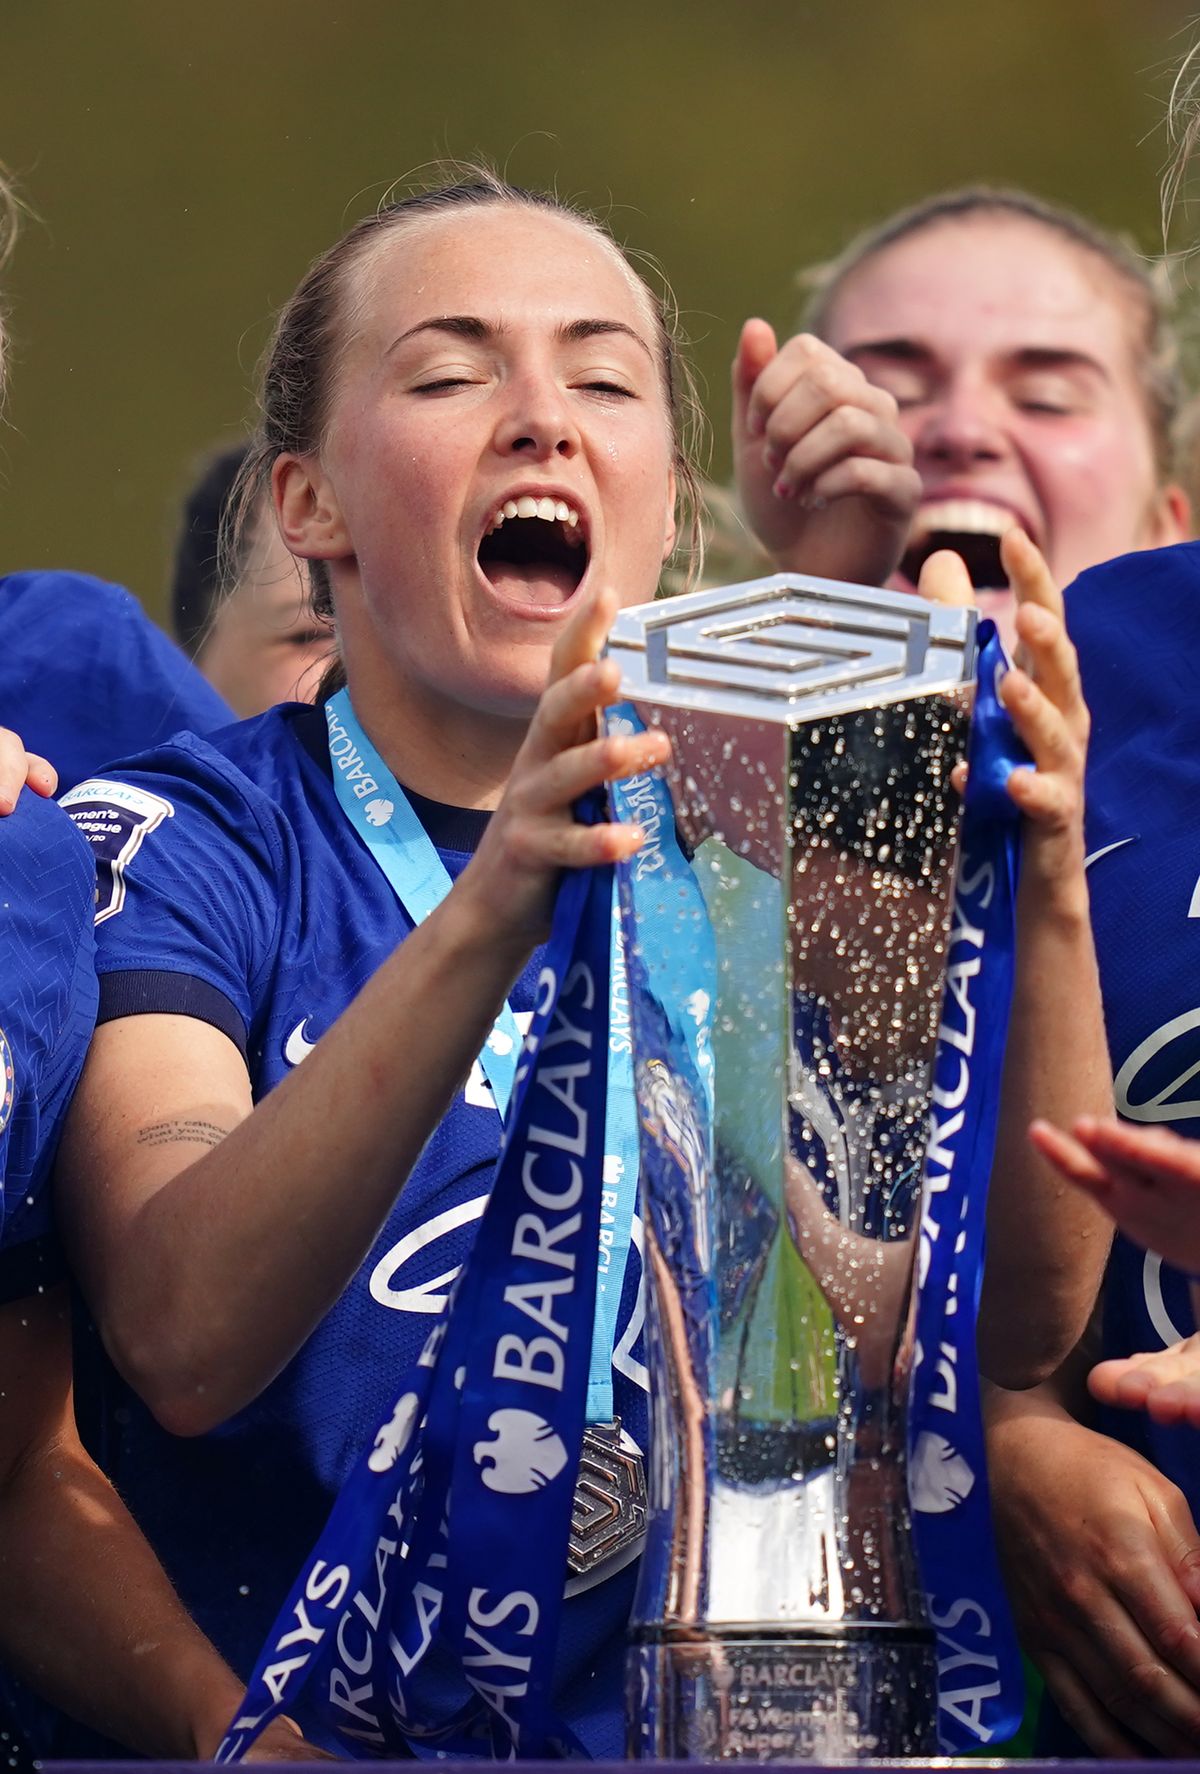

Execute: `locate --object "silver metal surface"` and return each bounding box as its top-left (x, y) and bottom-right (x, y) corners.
top-left (608, 573), bottom-right (976, 1761)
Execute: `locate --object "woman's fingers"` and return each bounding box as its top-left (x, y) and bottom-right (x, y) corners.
top-left (516, 728), bottom-right (670, 820)
top-left (1034, 1116), bottom-right (1200, 1274)
top-left (998, 671), bottom-right (1081, 830)
top-left (23, 751), bottom-right (56, 798)
top-left (1038, 1653), bottom-right (1148, 1760)
top-left (1028, 1117), bottom-right (1113, 1190)
top-left (1004, 526), bottom-right (1062, 622)
top-left (0, 730), bottom-right (56, 813)
top-left (507, 811), bottom-right (651, 872)
top-left (547, 584), bottom-right (619, 690)
top-left (524, 657), bottom-right (623, 767)
top-left (915, 547), bottom-right (975, 608)
top-left (1073, 1117), bottom-right (1200, 1188)
top-left (743, 330), bottom-right (882, 447)
top-left (765, 402), bottom-right (912, 503)
top-left (1089, 1343), bottom-right (1200, 1424)
top-left (1012, 600), bottom-right (1087, 741)
top-left (806, 454), bottom-right (923, 521)
top-left (999, 666), bottom-right (1074, 767)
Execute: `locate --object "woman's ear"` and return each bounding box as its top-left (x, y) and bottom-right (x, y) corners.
top-left (273, 454), bottom-right (352, 561)
top-left (1151, 481), bottom-right (1193, 547)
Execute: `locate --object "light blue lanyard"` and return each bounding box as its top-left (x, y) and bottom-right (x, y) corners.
top-left (325, 692), bottom-right (522, 1112)
top-left (325, 689), bottom-right (637, 1422)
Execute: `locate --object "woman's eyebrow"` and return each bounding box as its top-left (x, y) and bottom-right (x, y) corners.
top-left (557, 318), bottom-right (654, 359)
top-left (386, 314), bottom-right (653, 359)
top-left (1003, 345), bottom-right (1110, 382)
top-left (842, 337), bottom-right (932, 367)
top-left (387, 315), bottom-right (493, 353)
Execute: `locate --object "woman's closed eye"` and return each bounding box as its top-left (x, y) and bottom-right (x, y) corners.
top-left (580, 378), bottom-right (637, 399)
top-left (412, 373), bottom-right (485, 394)
top-left (1008, 369), bottom-right (1096, 418)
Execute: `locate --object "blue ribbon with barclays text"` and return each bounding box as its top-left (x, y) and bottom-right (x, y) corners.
top-left (909, 622), bottom-right (1027, 1751)
top-left (217, 810), bottom-right (614, 1761)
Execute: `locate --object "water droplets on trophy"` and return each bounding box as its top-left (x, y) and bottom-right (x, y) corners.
top-left (605, 575), bottom-right (975, 1758)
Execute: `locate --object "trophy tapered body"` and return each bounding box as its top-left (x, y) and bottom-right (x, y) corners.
top-left (605, 576), bottom-right (977, 1761)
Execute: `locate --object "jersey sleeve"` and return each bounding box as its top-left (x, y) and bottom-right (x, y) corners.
top-left (0, 795), bottom-right (98, 1298)
top-left (60, 738), bottom-right (284, 1058)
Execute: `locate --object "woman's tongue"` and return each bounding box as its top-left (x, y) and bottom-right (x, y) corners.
top-left (483, 559), bottom-right (577, 608)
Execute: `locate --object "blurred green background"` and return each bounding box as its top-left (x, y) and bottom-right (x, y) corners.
top-left (0, 0), bottom-right (1194, 625)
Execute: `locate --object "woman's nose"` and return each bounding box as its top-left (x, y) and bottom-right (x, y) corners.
top-left (914, 377), bottom-right (1009, 469)
top-left (492, 373), bottom-right (581, 459)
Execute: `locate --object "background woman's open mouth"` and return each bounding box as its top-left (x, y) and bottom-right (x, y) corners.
top-left (478, 498), bottom-right (587, 607)
top-left (900, 500), bottom-right (1027, 591)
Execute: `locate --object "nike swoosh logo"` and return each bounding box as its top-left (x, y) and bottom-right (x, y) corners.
top-left (1084, 837), bottom-right (1136, 871)
top-left (284, 1020), bottom-right (318, 1067)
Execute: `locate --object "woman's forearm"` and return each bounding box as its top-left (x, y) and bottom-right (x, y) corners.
top-left (62, 878), bottom-right (534, 1435)
top-left (978, 837), bottom-right (1113, 1388)
top-left (0, 1290), bottom-right (252, 1758)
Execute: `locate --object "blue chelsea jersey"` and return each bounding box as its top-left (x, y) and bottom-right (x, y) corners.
top-left (0, 570), bottom-right (232, 792)
top-left (63, 701), bottom-right (648, 1758)
top-left (0, 793), bottom-right (97, 1298)
top-left (1068, 541), bottom-right (1200, 1507)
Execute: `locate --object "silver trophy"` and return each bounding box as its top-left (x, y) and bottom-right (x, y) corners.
top-left (605, 574), bottom-right (977, 1761)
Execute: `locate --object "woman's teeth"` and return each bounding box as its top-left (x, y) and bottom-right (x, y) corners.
top-left (912, 499), bottom-right (1020, 542)
top-left (486, 496), bottom-right (582, 537)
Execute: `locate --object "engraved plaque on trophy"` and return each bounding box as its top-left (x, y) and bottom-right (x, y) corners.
top-left (605, 573), bottom-right (977, 1761)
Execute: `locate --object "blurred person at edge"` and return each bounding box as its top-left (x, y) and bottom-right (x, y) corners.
top-left (730, 188), bottom-right (1200, 1761)
top-left (718, 186), bottom-right (1192, 656)
top-left (0, 474), bottom-right (231, 795)
top-left (0, 168), bottom-right (325, 1763)
top-left (172, 442), bottom-right (332, 716)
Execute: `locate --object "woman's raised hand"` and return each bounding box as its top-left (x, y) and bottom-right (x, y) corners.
top-left (995, 527), bottom-right (1089, 854)
top-left (732, 319), bottom-right (921, 588)
top-left (0, 726), bottom-right (56, 812)
top-left (464, 586), bottom-right (670, 950)
top-left (919, 531), bottom-right (1088, 861)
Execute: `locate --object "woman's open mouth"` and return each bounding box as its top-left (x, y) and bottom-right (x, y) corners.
top-left (900, 498), bottom-right (1029, 591)
top-left (477, 495), bottom-right (588, 609)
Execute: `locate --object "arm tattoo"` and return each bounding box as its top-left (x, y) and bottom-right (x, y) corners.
top-left (135, 1118), bottom-right (230, 1151)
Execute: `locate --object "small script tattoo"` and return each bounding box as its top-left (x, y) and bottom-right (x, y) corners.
top-left (136, 1118), bottom-right (229, 1151)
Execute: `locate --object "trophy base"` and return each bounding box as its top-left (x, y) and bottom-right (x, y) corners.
top-left (627, 1631), bottom-right (938, 1761)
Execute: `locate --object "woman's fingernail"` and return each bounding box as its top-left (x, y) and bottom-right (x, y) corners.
top-left (772, 477), bottom-right (791, 501)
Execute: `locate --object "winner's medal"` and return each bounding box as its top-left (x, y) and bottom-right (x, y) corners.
top-left (568, 1418), bottom-right (648, 1576)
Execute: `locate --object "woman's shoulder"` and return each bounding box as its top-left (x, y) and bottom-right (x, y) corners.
top-left (69, 702), bottom-right (318, 806)
top-left (1067, 539), bottom-right (1200, 644)
top-left (1067, 540), bottom-right (1200, 766)
top-left (58, 705), bottom-right (327, 907)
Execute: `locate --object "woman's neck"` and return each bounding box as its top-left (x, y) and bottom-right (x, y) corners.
top-left (342, 670), bottom-right (528, 811)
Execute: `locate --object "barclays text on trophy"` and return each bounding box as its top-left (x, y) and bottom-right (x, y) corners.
top-left (605, 575), bottom-right (978, 1761)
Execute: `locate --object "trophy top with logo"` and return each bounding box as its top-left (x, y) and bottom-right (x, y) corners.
top-left (606, 571), bottom-right (977, 723)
